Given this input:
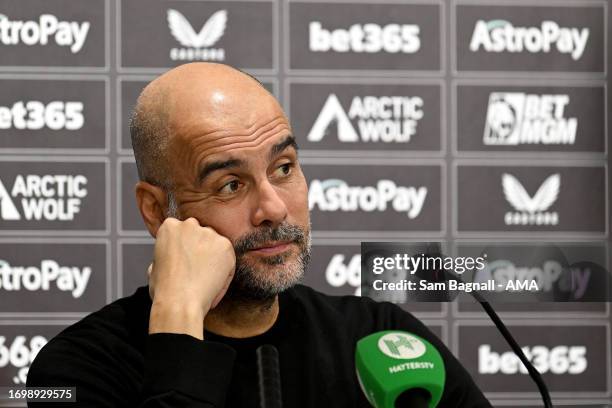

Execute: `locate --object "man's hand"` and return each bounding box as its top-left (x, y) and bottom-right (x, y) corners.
top-left (147, 217), bottom-right (236, 340)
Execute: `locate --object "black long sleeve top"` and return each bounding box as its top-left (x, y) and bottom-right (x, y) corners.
top-left (27, 284), bottom-right (491, 407)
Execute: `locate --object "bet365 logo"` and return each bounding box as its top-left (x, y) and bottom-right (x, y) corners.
top-left (309, 21), bottom-right (420, 53)
top-left (325, 254), bottom-right (361, 295)
top-left (479, 344), bottom-right (587, 375)
top-left (0, 335), bottom-right (48, 384)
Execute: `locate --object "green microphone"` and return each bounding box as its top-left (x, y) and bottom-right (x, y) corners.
top-left (355, 330), bottom-right (446, 408)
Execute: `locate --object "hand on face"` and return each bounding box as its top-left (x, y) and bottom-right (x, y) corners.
top-left (148, 217), bottom-right (236, 317)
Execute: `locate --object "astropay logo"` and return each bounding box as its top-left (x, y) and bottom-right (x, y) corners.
top-left (0, 13), bottom-right (89, 54)
top-left (167, 9), bottom-right (227, 61)
top-left (484, 93), bottom-right (576, 146)
top-left (307, 94), bottom-right (423, 143)
top-left (0, 259), bottom-right (91, 298)
top-left (0, 174), bottom-right (87, 222)
top-left (478, 259), bottom-right (592, 299)
top-left (309, 21), bottom-right (420, 53)
top-left (308, 179), bottom-right (427, 219)
top-left (502, 173), bottom-right (560, 226)
top-left (470, 20), bottom-right (589, 60)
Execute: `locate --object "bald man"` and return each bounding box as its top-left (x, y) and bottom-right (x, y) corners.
top-left (27, 63), bottom-right (490, 408)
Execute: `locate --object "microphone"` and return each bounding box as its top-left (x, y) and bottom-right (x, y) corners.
top-left (256, 344), bottom-right (283, 408)
top-left (355, 330), bottom-right (445, 408)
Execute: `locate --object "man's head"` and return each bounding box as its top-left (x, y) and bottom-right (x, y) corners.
top-left (130, 62), bottom-right (311, 302)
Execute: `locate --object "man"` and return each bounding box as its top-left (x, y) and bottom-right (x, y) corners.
top-left (27, 62), bottom-right (491, 407)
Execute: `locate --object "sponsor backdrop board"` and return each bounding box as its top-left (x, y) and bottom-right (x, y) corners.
top-left (0, 159), bottom-right (108, 234)
top-left (454, 81), bottom-right (606, 154)
top-left (456, 323), bottom-right (610, 395)
top-left (0, 324), bottom-right (71, 387)
top-left (288, 1), bottom-right (442, 73)
top-left (0, 240), bottom-right (109, 316)
top-left (120, 0), bottom-right (275, 71)
top-left (0, 77), bottom-right (108, 153)
top-left (303, 163), bottom-right (443, 234)
top-left (288, 80), bottom-right (443, 155)
top-left (0, 0), bottom-right (610, 406)
top-left (454, 2), bottom-right (606, 74)
top-left (0, 0), bottom-right (107, 70)
top-left (455, 164), bottom-right (606, 234)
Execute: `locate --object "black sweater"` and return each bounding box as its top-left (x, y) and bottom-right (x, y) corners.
top-left (27, 284), bottom-right (491, 407)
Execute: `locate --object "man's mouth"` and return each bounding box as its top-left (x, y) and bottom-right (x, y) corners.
top-left (249, 241), bottom-right (293, 255)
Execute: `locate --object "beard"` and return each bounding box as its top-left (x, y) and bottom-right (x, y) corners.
top-left (165, 190), bottom-right (311, 303)
top-left (226, 222), bottom-right (311, 302)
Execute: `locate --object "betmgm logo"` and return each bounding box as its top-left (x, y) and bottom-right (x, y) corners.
top-left (0, 13), bottom-right (90, 54)
top-left (470, 19), bottom-right (589, 61)
top-left (307, 94), bottom-right (423, 144)
top-left (309, 21), bottom-right (420, 54)
top-left (308, 179), bottom-right (427, 219)
top-left (167, 9), bottom-right (226, 61)
top-left (378, 332), bottom-right (426, 360)
top-left (483, 93), bottom-right (577, 146)
top-left (0, 174), bottom-right (87, 222)
top-left (502, 173), bottom-right (560, 226)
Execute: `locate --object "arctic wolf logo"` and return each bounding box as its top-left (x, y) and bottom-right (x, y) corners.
top-left (307, 94), bottom-right (358, 142)
top-left (0, 180), bottom-right (20, 220)
top-left (167, 9), bottom-right (227, 61)
top-left (502, 173), bottom-right (560, 226)
top-left (307, 94), bottom-right (423, 143)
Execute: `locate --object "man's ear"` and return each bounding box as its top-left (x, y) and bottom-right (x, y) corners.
top-left (135, 181), bottom-right (168, 238)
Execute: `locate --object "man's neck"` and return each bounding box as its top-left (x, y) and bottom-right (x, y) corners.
top-left (203, 296), bottom-right (279, 339)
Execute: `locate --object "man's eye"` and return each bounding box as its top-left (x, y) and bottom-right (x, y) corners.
top-left (219, 180), bottom-right (241, 194)
top-left (274, 163), bottom-right (293, 177)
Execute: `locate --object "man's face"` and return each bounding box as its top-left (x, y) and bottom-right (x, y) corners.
top-left (164, 91), bottom-right (311, 302)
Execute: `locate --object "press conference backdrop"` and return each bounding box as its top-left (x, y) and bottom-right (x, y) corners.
top-left (0, 0), bottom-right (610, 406)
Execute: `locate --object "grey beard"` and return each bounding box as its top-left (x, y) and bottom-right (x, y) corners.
top-left (227, 222), bottom-right (311, 302)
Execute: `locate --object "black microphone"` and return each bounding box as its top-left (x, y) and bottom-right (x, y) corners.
top-left (426, 243), bottom-right (554, 408)
top-left (256, 344), bottom-right (283, 408)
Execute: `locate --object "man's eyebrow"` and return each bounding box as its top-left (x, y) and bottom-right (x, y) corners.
top-left (197, 136), bottom-right (298, 185)
top-left (269, 135), bottom-right (299, 161)
top-left (198, 158), bottom-right (243, 185)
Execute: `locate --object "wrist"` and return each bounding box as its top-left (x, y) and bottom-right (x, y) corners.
top-left (149, 299), bottom-right (208, 340)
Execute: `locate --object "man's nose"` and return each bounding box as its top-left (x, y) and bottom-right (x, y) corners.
top-left (250, 179), bottom-right (288, 228)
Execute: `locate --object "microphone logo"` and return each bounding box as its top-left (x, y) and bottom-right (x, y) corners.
top-left (377, 332), bottom-right (426, 360)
